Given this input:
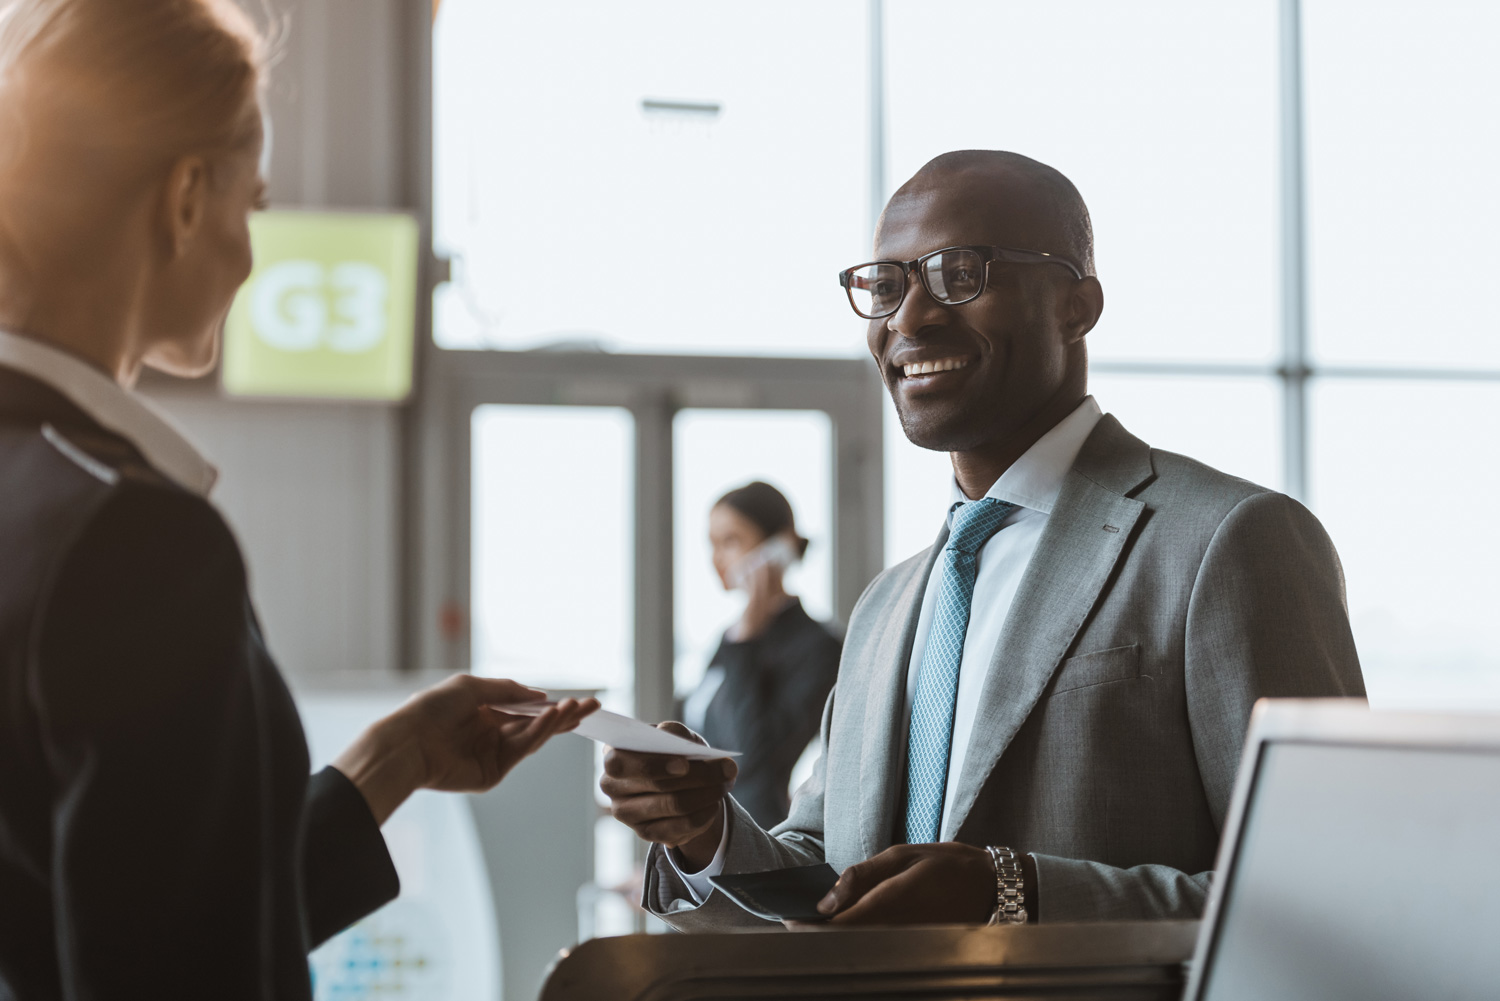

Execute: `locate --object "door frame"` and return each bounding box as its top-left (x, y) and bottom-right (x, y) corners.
top-left (411, 348), bottom-right (885, 721)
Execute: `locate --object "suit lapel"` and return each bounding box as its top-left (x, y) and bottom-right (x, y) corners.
top-left (857, 531), bottom-right (945, 860)
top-left (947, 416), bottom-right (1155, 842)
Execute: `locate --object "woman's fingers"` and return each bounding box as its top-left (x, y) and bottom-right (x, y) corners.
top-left (556, 697), bottom-right (600, 732)
top-left (464, 675), bottom-right (549, 706)
top-left (498, 697), bottom-right (600, 759)
top-left (515, 702), bottom-right (570, 750)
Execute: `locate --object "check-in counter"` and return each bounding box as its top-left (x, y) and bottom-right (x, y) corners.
top-left (539, 920), bottom-right (1198, 1000)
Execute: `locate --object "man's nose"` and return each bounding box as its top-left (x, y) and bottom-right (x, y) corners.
top-left (886, 277), bottom-right (948, 339)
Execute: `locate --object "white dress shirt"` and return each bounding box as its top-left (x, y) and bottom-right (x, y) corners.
top-left (0, 329), bottom-right (216, 496)
top-left (903, 396), bottom-right (1103, 840)
top-left (668, 397), bottom-right (1104, 902)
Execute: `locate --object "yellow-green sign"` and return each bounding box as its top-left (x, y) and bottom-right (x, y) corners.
top-left (223, 211), bottom-right (419, 401)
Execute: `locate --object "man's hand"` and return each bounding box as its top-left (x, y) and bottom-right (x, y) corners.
top-left (600, 721), bottom-right (738, 871)
top-left (336, 675), bottom-right (599, 825)
top-left (801, 843), bottom-right (997, 926)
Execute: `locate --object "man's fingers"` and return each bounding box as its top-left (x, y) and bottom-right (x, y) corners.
top-left (609, 785), bottom-right (727, 823)
top-left (600, 775), bottom-right (722, 800)
top-left (818, 863), bottom-right (870, 914)
top-left (603, 748), bottom-right (702, 781)
top-left (601, 753), bottom-right (734, 790)
top-left (655, 720), bottom-right (707, 745)
top-left (818, 848), bottom-right (911, 915)
top-left (635, 805), bottom-right (720, 847)
top-left (825, 870), bottom-right (914, 925)
top-left (604, 776), bottom-right (730, 846)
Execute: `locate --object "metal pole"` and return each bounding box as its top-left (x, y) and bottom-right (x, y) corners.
top-left (868, 0), bottom-right (887, 245)
top-left (633, 394), bottom-right (677, 726)
top-left (402, 0), bottom-right (438, 673)
top-left (1279, 0), bottom-right (1310, 502)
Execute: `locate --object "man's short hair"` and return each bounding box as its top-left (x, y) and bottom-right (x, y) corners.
top-left (904, 150), bottom-right (1096, 277)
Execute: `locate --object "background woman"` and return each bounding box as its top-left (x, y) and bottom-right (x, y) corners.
top-left (680, 481), bottom-right (842, 828)
top-left (0, 2), bottom-right (594, 996)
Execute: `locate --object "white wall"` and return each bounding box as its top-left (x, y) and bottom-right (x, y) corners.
top-left (142, 0), bottom-right (421, 677)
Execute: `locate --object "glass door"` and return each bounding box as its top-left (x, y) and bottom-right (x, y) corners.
top-left (470, 405), bottom-right (636, 700)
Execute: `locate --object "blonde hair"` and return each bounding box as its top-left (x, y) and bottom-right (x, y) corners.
top-left (0, 0), bottom-right (268, 174)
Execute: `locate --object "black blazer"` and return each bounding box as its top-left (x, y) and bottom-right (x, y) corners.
top-left (690, 599), bottom-right (841, 828)
top-left (0, 367), bottom-right (398, 1000)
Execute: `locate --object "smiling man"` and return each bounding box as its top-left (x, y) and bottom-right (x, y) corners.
top-left (602, 150), bottom-right (1365, 927)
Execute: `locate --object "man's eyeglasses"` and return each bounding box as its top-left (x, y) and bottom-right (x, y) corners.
top-left (838, 245), bottom-right (1084, 320)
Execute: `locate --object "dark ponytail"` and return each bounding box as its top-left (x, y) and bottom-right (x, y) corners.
top-left (714, 480), bottom-right (809, 558)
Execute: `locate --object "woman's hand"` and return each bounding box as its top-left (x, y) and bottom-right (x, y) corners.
top-left (733, 562), bottom-right (782, 641)
top-left (734, 529), bottom-right (799, 642)
top-left (334, 675), bottom-right (599, 825)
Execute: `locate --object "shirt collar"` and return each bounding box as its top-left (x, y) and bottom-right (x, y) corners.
top-left (947, 396), bottom-right (1104, 518)
top-left (0, 329), bottom-right (217, 496)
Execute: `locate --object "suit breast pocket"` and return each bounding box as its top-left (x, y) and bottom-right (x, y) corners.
top-left (1047, 643), bottom-right (1142, 697)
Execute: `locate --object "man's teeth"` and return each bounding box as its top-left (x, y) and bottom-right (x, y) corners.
top-left (902, 357), bottom-right (970, 378)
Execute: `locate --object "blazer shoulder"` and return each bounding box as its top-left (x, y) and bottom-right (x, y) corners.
top-left (1207, 487), bottom-right (1338, 556)
top-left (1146, 452), bottom-right (1342, 573)
top-left (1139, 446), bottom-right (1276, 518)
top-left (16, 424), bottom-right (245, 619)
top-left (1, 419), bottom-right (200, 597)
top-left (58, 477), bottom-right (243, 593)
top-left (1085, 414), bottom-right (1270, 516)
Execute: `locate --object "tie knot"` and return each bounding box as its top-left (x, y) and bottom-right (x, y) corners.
top-left (946, 498), bottom-right (1017, 554)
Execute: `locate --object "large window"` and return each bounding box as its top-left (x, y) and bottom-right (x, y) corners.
top-left (432, 0), bottom-right (869, 356)
top-left (1299, 0), bottom-right (1500, 707)
top-left (433, 0), bottom-right (1500, 721)
top-left (1304, 0), bottom-right (1500, 370)
top-left (885, 0), bottom-right (1280, 366)
top-left (878, 0), bottom-right (1284, 564)
top-left (877, 0), bottom-right (1499, 709)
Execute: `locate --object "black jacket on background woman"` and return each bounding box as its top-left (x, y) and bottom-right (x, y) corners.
top-left (689, 599), bottom-right (841, 828)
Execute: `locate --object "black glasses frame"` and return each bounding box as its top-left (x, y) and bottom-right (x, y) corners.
top-left (838, 245), bottom-right (1085, 319)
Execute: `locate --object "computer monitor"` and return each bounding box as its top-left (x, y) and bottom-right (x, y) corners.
top-left (1185, 699), bottom-right (1500, 1001)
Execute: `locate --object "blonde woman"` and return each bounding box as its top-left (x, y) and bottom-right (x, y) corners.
top-left (0, 2), bottom-right (595, 996)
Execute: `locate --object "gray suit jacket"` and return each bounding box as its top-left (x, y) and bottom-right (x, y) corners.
top-left (644, 415), bottom-right (1365, 928)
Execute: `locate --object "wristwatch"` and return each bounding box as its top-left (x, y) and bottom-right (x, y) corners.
top-left (985, 846), bottom-right (1028, 926)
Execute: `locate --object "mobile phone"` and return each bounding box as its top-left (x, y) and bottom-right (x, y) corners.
top-left (727, 534), bottom-right (798, 590)
top-left (708, 863), bottom-right (840, 922)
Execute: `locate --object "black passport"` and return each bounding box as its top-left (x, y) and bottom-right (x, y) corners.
top-left (708, 863), bottom-right (841, 923)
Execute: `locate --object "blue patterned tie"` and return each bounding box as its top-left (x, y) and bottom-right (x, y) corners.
top-left (904, 497), bottom-right (1018, 844)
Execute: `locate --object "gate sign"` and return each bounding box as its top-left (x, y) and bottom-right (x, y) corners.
top-left (223, 211), bottom-right (419, 401)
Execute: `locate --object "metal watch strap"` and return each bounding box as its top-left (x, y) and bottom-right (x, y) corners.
top-left (985, 846), bottom-right (1028, 926)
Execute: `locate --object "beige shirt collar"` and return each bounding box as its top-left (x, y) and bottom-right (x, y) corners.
top-left (0, 329), bottom-right (217, 496)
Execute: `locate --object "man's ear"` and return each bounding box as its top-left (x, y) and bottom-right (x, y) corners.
top-left (161, 155), bottom-right (210, 260)
top-left (1063, 275), bottom-right (1104, 343)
